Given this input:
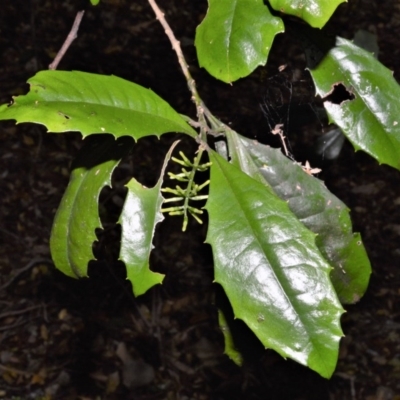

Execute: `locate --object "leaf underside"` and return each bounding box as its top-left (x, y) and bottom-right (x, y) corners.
top-left (206, 150), bottom-right (344, 378)
top-left (310, 37), bottom-right (400, 171)
top-left (50, 135), bottom-right (134, 278)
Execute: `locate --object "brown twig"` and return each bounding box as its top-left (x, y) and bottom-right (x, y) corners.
top-left (271, 124), bottom-right (289, 157)
top-left (0, 317), bottom-right (34, 332)
top-left (147, 0), bottom-right (209, 140)
top-left (0, 258), bottom-right (52, 292)
top-left (49, 10), bottom-right (85, 70)
top-left (0, 363), bottom-right (33, 377)
top-left (0, 305), bottom-right (43, 320)
top-left (0, 226), bottom-right (22, 242)
top-left (147, 0), bottom-right (199, 106)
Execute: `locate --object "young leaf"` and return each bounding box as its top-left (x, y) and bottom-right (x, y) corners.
top-left (50, 136), bottom-right (134, 278)
top-left (309, 37), bottom-right (400, 171)
top-left (0, 70), bottom-right (197, 139)
top-left (195, 0), bottom-right (283, 83)
top-left (231, 133), bottom-right (371, 304)
top-left (269, 0), bottom-right (345, 29)
top-left (205, 150), bottom-right (344, 378)
top-left (119, 141), bottom-right (179, 297)
top-left (90, 0), bottom-right (100, 4)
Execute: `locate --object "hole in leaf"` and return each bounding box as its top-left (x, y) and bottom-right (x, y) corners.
top-left (323, 83), bottom-right (355, 105)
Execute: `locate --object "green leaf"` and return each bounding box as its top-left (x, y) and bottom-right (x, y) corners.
top-left (205, 150), bottom-right (344, 378)
top-left (195, 0), bottom-right (283, 83)
top-left (231, 133), bottom-right (371, 304)
top-left (119, 142), bottom-right (179, 297)
top-left (0, 70), bottom-right (197, 139)
top-left (269, 0), bottom-right (345, 29)
top-left (90, 0), bottom-right (100, 4)
top-left (218, 310), bottom-right (244, 366)
top-left (50, 135), bottom-right (134, 278)
top-left (309, 37), bottom-right (400, 171)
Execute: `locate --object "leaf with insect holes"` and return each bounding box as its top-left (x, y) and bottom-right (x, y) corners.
top-left (0, 70), bottom-right (197, 139)
top-left (50, 136), bottom-right (134, 278)
top-left (309, 37), bottom-right (400, 171)
top-left (119, 141), bottom-right (179, 297)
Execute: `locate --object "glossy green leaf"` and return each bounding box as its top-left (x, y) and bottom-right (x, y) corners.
top-left (195, 0), bottom-right (283, 83)
top-left (230, 133), bottom-right (371, 304)
top-left (269, 0), bottom-right (345, 29)
top-left (0, 70), bottom-right (197, 139)
top-left (309, 37), bottom-right (400, 171)
top-left (205, 150), bottom-right (344, 378)
top-left (119, 142), bottom-right (179, 297)
top-left (50, 136), bottom-right (134, 278)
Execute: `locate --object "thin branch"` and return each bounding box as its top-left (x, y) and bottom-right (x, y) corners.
top-left (49, 10), bottom-right (85, 70)
top-left (0, 363), bottom-right (33, 377)
top-left (0, 258), bottom-right (52, 292)
top-left (147, 0), bottom-right (199, 105)
top-left (0, 305), bottom-right (42, 320)
top-left (147, 0), bottom-right (209, 140)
